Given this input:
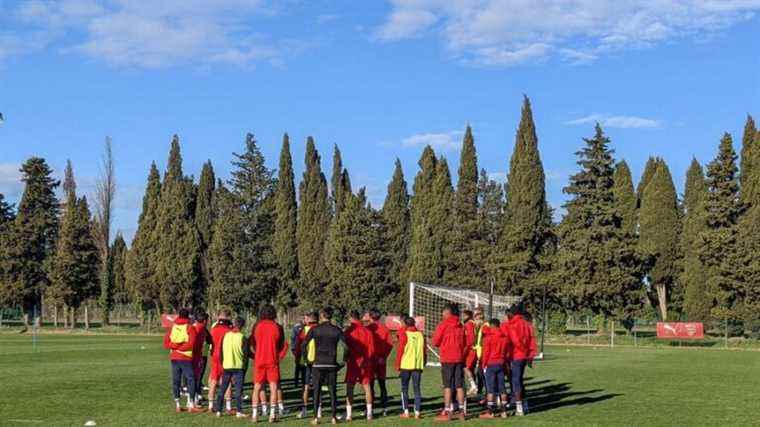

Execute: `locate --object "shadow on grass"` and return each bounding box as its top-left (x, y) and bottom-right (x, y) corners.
top-left (525, 378), bottom-right (621, 414)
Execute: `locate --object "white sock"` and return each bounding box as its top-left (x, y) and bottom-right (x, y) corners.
top-left (279, 402), bottom-right (285, 412)
top-left (366, 404), bottom-right (372, 418)
top-left (226, 399), bottom-right (231, 411)
top-left (253, 408), bottom-right (258, 417)
top-left (403, 409), bottom-right (409, 416)
top-left (174, 399), bottom-right (181, 409)
top-left (516, 401), bottom-right (524, 413)
top-left (346, 404), bottom-right (352, 419)
top-left (262, 404), bottom-right (268, 415)
top-left (317, 405), bottom-right (322, 418)
top-left (186, 396), bottom-right (194, 408)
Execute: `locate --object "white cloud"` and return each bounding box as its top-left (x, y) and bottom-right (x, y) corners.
top-left (2, 0), bottom-right (300, 68)
top-left (487, 171), bottom-right (506, 183)
top-left (375, 0), bottom-right (760, 66)
top-left (401, 130), bottom-right (462, 151)
top-left (565, 113), bottom-right (662, 129)
top-left (0, 163), bottom-right (23, 201)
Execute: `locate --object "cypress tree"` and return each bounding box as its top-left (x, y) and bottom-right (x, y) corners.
top-left (699, 133), bottom-right (743, 324)
top-left (296, 137), bottom-right (331, 305)
top-left (682, 159), bottom-right (710, 321)
top-left (109, 233), bottom-right (129, 308)
top-left (331, 145), bottom-right (347, 216)
top-left (50, 162), bottom-right (100, 328)
top-left (125, 163), bottom-right (161, 315)
top-left (153, 136), bottom-right (201, 310)
top-left (434, 156), bottom-right (455, 283)
top-left (2, 158), bottom-right (59, 324)
top-left (195, 161), bottom-right (216, 305)
top-left (449, 126), bottom-right (483, 289)
top-left (382, 159), bottom-right (410, 312)
top-left (498, 96), bottom-right (551, 303)
top-left (326, 189), bottom-right (392, 315)
top-left (408, 146), bottom-right (440, 284)
top-left (639, 160), bottom-right (681, 320)
top-left (740, 115), bottom-right (758, 205)
top-left (554, 125), bottom-right (647, 320)
top-left (273, 134), bottom-right (299, 309)
top-left (613, 160), bottom-right (637, 235)
top-left (636, 157), bottom-right (659, 207)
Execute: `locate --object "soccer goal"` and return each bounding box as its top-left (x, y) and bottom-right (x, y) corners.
top-left (408, 282), bottom-right (521, 366)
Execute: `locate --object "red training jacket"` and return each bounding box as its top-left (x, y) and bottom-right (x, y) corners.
top-left (163, 316), bottom-right (197, 362)
top-left (432, 315), bottom-right (465, 364)
top-left (394, 326), bottom-right (426, 371)
top-left (464, 320), bottom-right (476, 356)
top-left (345, 320), bottom-right (375, 367)
top-left (192, 321), bottom-right (210, 362)
top-left (503, 314), bottom-right (537, 361)
top-left (480, 326), bottom-right (509, 366)
top-left (251, 319), bottom-right (284, 368)
top-left (210, 322), bottom-right (232, 367)
top-left (368, 320), bottom-right (393, 362)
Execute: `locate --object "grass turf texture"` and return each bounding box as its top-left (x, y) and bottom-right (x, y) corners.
top-left (1, 332), bottom-right (758, 426)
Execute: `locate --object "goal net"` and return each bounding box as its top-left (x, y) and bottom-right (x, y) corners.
top-left (408, 282), bottom-right (521, 366)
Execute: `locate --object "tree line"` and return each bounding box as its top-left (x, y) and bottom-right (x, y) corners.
top-left (1, 97), bottom-right (759, 334)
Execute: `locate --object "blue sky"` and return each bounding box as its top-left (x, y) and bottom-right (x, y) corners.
top-left (1, 0), bottom-right (759, 242)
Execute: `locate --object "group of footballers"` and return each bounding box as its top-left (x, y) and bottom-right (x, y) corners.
top-left (162, 301), bottom-right (537, 424)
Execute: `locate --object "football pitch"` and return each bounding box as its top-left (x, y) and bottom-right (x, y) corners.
top-left (1, 332), bottom-right (758, 426)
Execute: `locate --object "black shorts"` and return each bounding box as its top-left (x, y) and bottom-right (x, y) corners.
top-left (304, 365), bottom-right (313, 387)
top-left (441, 363), bottom-right (464, 389)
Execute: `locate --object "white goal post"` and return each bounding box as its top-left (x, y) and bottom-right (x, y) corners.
top-left (408, 282), bottom-right (521, 365)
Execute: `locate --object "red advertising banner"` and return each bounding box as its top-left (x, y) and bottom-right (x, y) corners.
top-left (161, 314), bottom-right (178, 329)
top-left (656, 322), bottom-right (704, 339)
top-left (384, 315), bottom-right (426, 333)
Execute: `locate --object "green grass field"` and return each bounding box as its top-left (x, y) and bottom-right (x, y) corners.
top-left (1, 332), bottom-right (758, 426)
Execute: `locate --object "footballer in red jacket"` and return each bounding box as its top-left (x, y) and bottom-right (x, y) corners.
top-left (365, 309), bottom-right (392, 415)
top-left (250, 305), bottom-right (284, 422)
top-left (431, 304), bottom-right (466, 421)
top-left (344, 310), bottom-right (376, 420)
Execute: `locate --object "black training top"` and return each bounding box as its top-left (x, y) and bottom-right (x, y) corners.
top-left (302, 321), bottom-right (348, 368)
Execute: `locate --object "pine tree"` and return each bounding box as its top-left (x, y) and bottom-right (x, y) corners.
top-left (273, 134), bottom-right (299, 309)
top-left (449, 126), bottom-right (483, 289)
top-left (195, 160), bottom-right (216, 306)
top-left (740, 115), bottom-right (758, 205)
top-left (109, 233), bottom-right (129, 308)
top-left (498, 96), bottom-right (551, 304)
top-left (613, 161), bottom-right (637, 235)
top-left (382, 159), bottom-right (410, 312)
top-left (681, 159), bottom-right (710, 321)
top-left (208, 184), bottom-right (265, 311)
top-left (699, 133), bottom-right (743, 325)
top-left (227, 133), bottom-right (278, 309)
top-left (153, 136), bottom-right (201, 310)
top-left (636, 157), bottom-right (659, 208)
top-left (326, 189), bottom-right (392, 315)
top-left (296, 137), bottom-right (331, 305)
top-left (0, 194), bottom-right (16, 309)
top-left (408, 146), bottom-right (440, 284)
top-left (125, 163), bottom-right (161, 315)
top-left (554, 125), bottom-right (647, 320)
top-left (476, 169), bottom-right (505, 289)
top-left (1, 158), bottom-right (59, 323)
top-left (0, 194), bottom-right (14, 227)
top-left (639, 160), bottom-right (681, 320)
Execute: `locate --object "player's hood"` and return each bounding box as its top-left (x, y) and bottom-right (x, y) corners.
top-left (174, 317), bottom-right (190, 325)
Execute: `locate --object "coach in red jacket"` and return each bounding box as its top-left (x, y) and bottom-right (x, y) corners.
top-left (431, 303), bottom-right (466, 421)
top-left (503, 304), bottom-right (537, 416)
